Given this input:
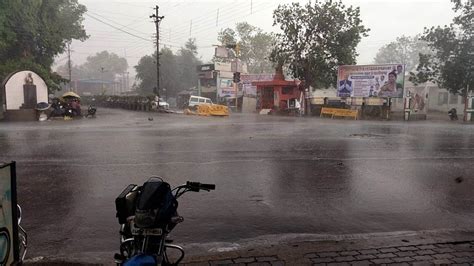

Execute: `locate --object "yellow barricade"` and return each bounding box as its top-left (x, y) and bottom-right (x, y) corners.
top-left (197, 104), bottom-right (229, 116)
top-left (320, 107), bottom-right (358, 120)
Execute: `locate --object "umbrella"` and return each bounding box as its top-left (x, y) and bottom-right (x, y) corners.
top-left (62, 91), bottom-right (81, 98)
top-left (35, 102), bottom-right (51, 111)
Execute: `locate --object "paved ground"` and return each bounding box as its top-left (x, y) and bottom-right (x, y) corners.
top-left (25, 230), bottom-right (474, 265)
top-left (186, 240), bottom-right (474, 265)
top-left (1, 108), bottom-right (473, 264)
top-left (191, 241), bottom-right (474, 265)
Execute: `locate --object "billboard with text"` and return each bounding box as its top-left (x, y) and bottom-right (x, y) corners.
top-left (337, 64), bottom-right (405, 98)
top-left (218, 78), bottom-right (235, 97)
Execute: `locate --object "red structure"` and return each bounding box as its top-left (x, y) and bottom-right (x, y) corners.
top-left (252, 67), bottom-right (300, 113)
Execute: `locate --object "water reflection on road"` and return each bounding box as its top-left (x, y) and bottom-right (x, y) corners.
top-left (0, 108), bottom-right (473, 258)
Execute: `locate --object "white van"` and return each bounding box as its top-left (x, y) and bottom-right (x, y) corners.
top-left (188, 96), bottom-right (212, 108)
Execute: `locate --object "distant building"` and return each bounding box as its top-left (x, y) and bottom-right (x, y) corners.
top-left (196, 62), bottom-right (248, 104)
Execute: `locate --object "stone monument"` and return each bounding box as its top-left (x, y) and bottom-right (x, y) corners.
top-left (22, 73), bottom-right (37, 109)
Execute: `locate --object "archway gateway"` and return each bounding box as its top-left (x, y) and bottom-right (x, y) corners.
top-left (1, 71), bottom-right (49, 121)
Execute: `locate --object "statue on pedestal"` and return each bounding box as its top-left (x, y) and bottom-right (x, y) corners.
top-left (22, 73), bottom-right (37, 109)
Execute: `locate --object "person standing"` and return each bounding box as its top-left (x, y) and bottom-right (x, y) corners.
top-left (338, 75), bottom-right (353, 97)
top-left (396, 64), bottom-right (405, 88)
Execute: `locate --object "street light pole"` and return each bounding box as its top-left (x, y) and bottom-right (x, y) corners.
top-left (126, 71), bottom-right (129, 91)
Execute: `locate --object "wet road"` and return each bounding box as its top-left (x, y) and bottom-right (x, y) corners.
top-left (1, 108), bottom-right (473, 258)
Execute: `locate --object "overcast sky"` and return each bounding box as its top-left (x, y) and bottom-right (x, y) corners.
top-left (56, 0), bottom-right (456, 78)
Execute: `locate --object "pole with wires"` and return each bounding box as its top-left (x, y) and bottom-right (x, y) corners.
top-left (150, 6), bottom-right (164, 97)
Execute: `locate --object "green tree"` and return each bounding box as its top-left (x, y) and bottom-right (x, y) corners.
top-left (0, 0), bottom-right (88, 91)
top-left (176, 38), bottom-right (201, 91)
top-left (135, 53), bottom-right (156, 94)
top-left (160, 47), bottom-right (180, 97)
top-left (270, 1), bottom-right (369, 89)
top-left (217, 28), bottom-right (237, 46)
top-left (374, 35), bottom-right (433, 72)
top-left (135, 39), bottom-right (202, 97)
top-left (248, 32), bottom-right (276, 74)
top-left (217, 22), bottom-right (276, 74)
top-left (409, 0), bottom-right (473, 94)
top-left (57, 51), bottom-right (128, 90)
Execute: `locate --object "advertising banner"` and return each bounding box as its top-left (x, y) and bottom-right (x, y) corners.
top-left (215, 47), bottom-right (229, 58)
top-left (406, 86), bottom-right (428, 114)
top-left (218, 78), bottom-right (235, 97)
top-left (337, 64), bottom-right (405, 98)
top-left (0, 162), bottom-right (19, 265)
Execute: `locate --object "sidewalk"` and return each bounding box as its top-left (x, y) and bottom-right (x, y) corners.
top-left (24, 230), bottom-right (474, 265)
top-left (181, 230), bottom-right (474, 266)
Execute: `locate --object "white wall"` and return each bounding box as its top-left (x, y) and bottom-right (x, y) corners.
top-left (428, 87), bottom-right (465, 112)
top-left (242, 96), bottom-right (256, 113)
top-left (5, 71), bottom-right (48, 110)
top-left (390, 86), bottom-right (465, 113)
top-left (310, 88), bottom-right (337, 98)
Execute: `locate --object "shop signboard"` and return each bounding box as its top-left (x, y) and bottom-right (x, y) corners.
top-left (218, 78), bottom-right (235, 97)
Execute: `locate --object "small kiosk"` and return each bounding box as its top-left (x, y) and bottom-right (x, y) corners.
top-left (252, 68), bottom-right (300, 114)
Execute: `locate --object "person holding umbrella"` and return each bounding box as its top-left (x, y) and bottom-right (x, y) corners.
top-left (61, 92), bottom-right (81, 117)
top-left (70, 99), bottom-right (81, 116)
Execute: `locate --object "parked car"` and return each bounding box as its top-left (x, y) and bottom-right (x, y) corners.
top-left (152, 98), bottom-right (169, 109)
top-left (188, 96), bottom-right (212, 108)
top-left (158, 98), bottom-right (170, 109)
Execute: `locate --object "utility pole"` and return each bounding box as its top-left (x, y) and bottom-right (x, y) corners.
top-left (465, 84), bottom-right (471, 122)
top-left (126, 71), bottom-right (129, 91)
top-left (150, 6), bottom-right (164, 97)
top-left (100, 67), bottom-right (105, 94)
top-left (67, 42), bottom-right (72, 91)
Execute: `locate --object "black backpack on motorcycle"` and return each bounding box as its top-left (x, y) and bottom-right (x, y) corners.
top-left (134, 177), bottom-right (178, 228)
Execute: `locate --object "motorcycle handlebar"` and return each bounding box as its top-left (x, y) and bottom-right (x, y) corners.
top-left (200, 183), bottom-right (216, 190)
top-left (186, 181), bottom-right (216, 191)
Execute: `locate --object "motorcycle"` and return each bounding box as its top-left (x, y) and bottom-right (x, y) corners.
top-left (1, 205), bottom-right (27, 264)
top-left (114, 177), bottom-right (215, 266)
top-left (448, 108), bottom-right (458, 120)
top-left (85, 105), bottom-right (97, 118)
top-left (17, 205), bottom-right (28, 262)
